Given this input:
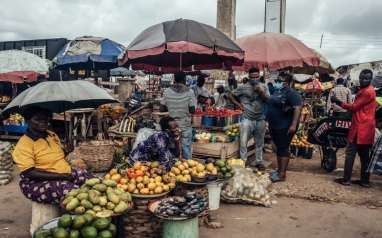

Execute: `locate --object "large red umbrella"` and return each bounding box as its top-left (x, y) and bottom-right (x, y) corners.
top-left (235, 32), bottom-right (320, 71)
top-left (120, 19), bottom-right (244, 73)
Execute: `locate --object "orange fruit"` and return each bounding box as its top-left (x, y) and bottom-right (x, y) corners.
top-left (119, 178), bottom-right (128, 185)
top-left (111, 174), bottom-right (121, 182)
top-left (109, 168), bottom-right (118, 175)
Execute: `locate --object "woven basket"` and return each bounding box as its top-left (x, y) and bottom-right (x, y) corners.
top-left (76, 140), bottom-right (115, 172)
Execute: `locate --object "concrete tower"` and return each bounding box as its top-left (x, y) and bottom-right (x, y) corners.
top-left (216, 0), bottom-right (236, 40)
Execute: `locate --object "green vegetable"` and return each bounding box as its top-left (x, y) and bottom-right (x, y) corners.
top-left (58, 214), bottom-right (72, 228)
top-left (113, 201), bottom-right (128, 214)
top-left (93, 184), bottom-right (107, 192)
top-left (92, 205), bottom-right (102, 212)
top-left (85, 178), bottom-right (101, 187)
top-left (88, 191), bottom-right (100, 205)
top-left (69, 230), bottom-right (79, 238)
top-left (98, 230), bottom-right (113, 238)
top-left (107, 192), bottom-right (120, 205)
top-left (102, 179), bottom-right (117, 187)
top-left (81, 199), bottom-right (93, 209)
top-left (62, 196), bottom-right (74, 206)
top-left (83, 213), bottom-right (94, 224)
top-left (74, 206), bottom-right (86, 214)
top-left (68, 189), bottom-right (80, 197)
top-left (72, 215), bottom-right (87, 229)
top-left (77, 193), bottom-right (89, 200)
top-left (80, 226), bottom-right (98, 238)
top-left (66, 198), bottom-right (79, 211)
top-left (106, 202), bottom-right (115, 210)
top-left (34, 229), bottom-right (52, 238)
top-left (99, 196), bottom-right (108, 206)
top-left (108, 223), bottom-right (117, 236)
top-left (52, 227), bottom-right (68, 238)
top-left (92, 217), bottom-right (111, 230)
top-left (119, 192), bottom-right (132, 202)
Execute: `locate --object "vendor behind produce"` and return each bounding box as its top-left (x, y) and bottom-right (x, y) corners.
top-left (128, 116), bottom-right (180, 171)
top-left (12, 107), bottom-right (92, 204)
top-left (193, 74), bottom-right (213, 109)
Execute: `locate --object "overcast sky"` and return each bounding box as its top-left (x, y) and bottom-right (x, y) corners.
top-left (0, 0), bottom-right (381, 67)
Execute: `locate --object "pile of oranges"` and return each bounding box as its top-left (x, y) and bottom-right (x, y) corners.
top-left (104, 162), bottom-right (176, 195)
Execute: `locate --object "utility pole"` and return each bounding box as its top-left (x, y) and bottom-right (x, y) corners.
top-left (263, 0), bottom-right (267, 32)
top-left (320, 33), bottom-right (324, 48)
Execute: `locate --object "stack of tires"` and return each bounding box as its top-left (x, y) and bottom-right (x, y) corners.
top-left (0, 142), bottom-right (13, 185)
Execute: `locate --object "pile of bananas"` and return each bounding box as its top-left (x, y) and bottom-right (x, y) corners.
top-left (118, 117), bottom-right (136, 133)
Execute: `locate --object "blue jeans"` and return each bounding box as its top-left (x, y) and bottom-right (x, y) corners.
top-left (180, 127), bottom-right (192, 160)
top-left (240, 118), bottom-right (266, 164)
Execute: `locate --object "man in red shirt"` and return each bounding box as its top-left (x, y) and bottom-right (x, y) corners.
top-left (331, 69), bottom-right (376, 187)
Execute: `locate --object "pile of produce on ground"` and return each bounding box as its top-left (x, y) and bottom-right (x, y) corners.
top-left (221, 167), bottom-right (275, 207)
top-left (34, 214), bottom-right (116, 238)
top-left (153, 192), bottom-right (208, 218)
top-left (0, 142), bottom-right (13, 185)
top-left (169, 160), bottom-right (218, 183)
top-left (62, 178), bottom-right (132, 217)
top-left (104, 162), bottom-right (175, 196)
top-left (214, 159), bottom-right (234, 180)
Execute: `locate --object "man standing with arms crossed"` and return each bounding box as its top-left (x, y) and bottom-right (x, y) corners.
top-left (228, 67), bottom-right (268, 169)
top-left (161, 72), bottom-right (196, 160)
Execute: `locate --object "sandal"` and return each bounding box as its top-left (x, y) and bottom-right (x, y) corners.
top-left (270, 170), bottom-right (285, 183)
top-left (334, 178), bottom-right (351, 186)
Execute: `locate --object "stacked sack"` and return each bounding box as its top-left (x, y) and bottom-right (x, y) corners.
top-left (0, 142), bottom-right (13, 185)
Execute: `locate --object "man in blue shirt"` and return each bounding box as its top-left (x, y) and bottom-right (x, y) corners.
top-left (266, 72), bottom-right (302, 181)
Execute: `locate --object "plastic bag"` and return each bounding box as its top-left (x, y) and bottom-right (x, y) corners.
top-left (132, 128), bottom-right (157, 150)
top-left (221, 167), bottom-right (275, 207)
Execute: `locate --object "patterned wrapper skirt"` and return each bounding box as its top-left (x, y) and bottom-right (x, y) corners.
top-left (19, 168), bottom-right (92, 204)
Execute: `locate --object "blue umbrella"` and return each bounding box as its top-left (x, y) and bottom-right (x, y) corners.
top-left (54, 36), bottom-right (125, 70)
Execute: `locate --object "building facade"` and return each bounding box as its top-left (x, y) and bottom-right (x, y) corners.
top-left (0, 38), bottom-right (68, 60)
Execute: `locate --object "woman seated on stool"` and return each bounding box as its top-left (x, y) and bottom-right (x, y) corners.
top-left (12, 107), bottom-right (92, 204)
top-left (128, 116), bottom-right (180, 172)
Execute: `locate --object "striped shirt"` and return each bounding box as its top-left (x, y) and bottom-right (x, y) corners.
top-left (327, 85), bottom-right (352, 112)
top-left (161, 84), bottom-right (197, 129)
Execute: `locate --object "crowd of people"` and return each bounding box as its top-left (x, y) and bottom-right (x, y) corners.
top-left (10, 67), bottom-right (381, 206)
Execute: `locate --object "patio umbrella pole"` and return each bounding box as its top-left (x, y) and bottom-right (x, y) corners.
top-left (179, 53), bottom-right (183, 71)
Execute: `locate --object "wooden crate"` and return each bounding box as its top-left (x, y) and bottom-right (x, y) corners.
top-left (192, 139), bottom-right (254, 159)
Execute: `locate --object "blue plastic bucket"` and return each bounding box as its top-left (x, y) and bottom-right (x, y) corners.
top-left (202, 116), bottom-right (216, 127)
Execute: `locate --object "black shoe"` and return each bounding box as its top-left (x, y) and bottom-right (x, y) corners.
top-left (352, 180), bottom-right (371, 188)
top-left (334, 178), bottom-right (351, 186)
top-left (255, 163), bottom-right (266, 171)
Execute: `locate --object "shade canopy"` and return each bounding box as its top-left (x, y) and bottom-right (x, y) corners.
top-left (235, 32), bottom-right (320, 71)
top-left (3, 80), bottom-right (118, 115)
top-left (120, 19), bottom-right (244, 73)
top-left (54, 36), bottom-right (125, 70)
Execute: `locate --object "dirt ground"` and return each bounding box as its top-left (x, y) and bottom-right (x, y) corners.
top-left (1, 149), bottom-right (382, 238)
